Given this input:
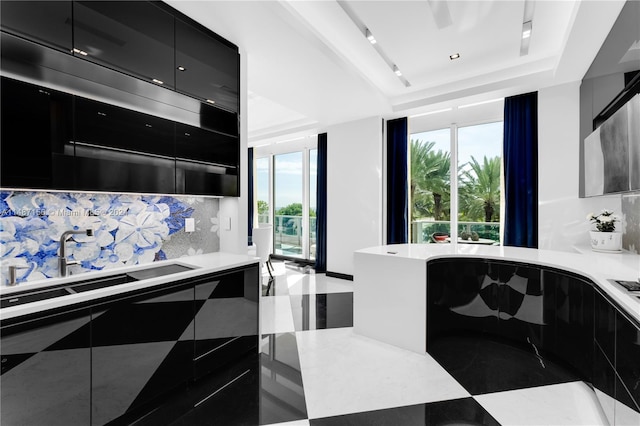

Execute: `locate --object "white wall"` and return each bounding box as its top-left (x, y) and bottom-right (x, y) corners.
top-left (327, 116), bottom-right (383, 276)
top-left (220, 48), bottom-right (249, 254)
top-left (538, 81), bottom-right (621, 252)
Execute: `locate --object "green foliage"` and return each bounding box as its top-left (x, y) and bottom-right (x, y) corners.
top-left (410, 139), bottom-right (451, 221)
top-left (257, 200), bottom-right (269, 215)
top-left (458, 155), bottom-right (501, 223)
top-left (276, 203), bottom-right (316, 218)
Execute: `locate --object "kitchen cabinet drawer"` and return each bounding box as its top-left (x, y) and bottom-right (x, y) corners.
top-left (193, 266), bottom-right (259, 380)
top-left (90, 283), bottom-right (194, 425)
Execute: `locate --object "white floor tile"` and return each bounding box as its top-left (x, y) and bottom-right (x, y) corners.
top-left (264, 420), bottom-right (310, 426)
top-left (260, 296), bottom-right (295, 334)
top-left (288, 273), bottom-right (354, 295)
top-left (295, 327), bottom-right (469, 419)
top-left (475, 381), bottom-right (609, 426)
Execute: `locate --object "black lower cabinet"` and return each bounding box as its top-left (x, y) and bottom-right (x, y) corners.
top-left (0, 307), bottom-right (91, 426)
top-left (427, 260), bottom-right (593, 381)
top-left (593, 342), bottom-right (616, 425)
top-left (90, 283), bottom-right (195, 425)
top-left (615, 311), bottom-right (640, 420)
top-left (194, 266), bottom-right (259, 380)
top-left (544, 270), bottom-right (593, 381)
top-left (427, 259), bottom-right (499, 341)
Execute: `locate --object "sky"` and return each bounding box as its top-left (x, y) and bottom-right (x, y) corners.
top-left (256, 150), bottom-right (317, 211)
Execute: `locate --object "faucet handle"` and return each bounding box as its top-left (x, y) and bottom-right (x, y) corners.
top-left (7, 265), bottom-right (28, 286)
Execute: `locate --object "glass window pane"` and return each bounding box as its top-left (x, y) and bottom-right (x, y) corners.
top-left (274, 151), bottom-right (303, 257)
top-left (457, 121), bottom-right (503, 244)
top-left (410, 128), bottom-right (451, 243)
top-left (256, 156), bottom-right (270, 225)
top-left (309, 149), bottom-right (317, 261)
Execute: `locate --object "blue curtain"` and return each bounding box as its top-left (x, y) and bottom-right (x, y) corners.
top-left (387, 118), bottom-right (408, 244)
top-left (247, 147), bottom-right (254, 246)
top-left (315, 133), bottom-right (328, 272)
top-left (503, 92), bottom-right (538, 248)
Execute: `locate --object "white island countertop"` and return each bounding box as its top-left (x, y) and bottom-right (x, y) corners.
top-left (1, 252), bottom-right (259, 321)
top-left (354, 243), bottom-right (640, 353)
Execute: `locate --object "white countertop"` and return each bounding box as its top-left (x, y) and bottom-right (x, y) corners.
top-left (355, 243), bottom-right (640, 323)
top-left (0, 252), bottom-right (259, 321)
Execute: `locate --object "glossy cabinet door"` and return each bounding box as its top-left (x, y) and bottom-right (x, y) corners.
top-left (1, 77), bottom-right (75, 190)
top-left (0, 307), bottom-right (91, 426)
top-left (73, 1), bottom-right (175, 88)
top-left (175, 121), bottom-right (239, 196)
top-left (175, 18), bottom-right (239, 112)
top-left (73, 96), bottom-right (176, 194)
top-left (90, 283), bottom-right (195, 425)
top-left (193, 266), bottom-right (259, 380)
top-left (615, 311), bottom-right (640, 422)
top-left (0, 1), bottom-right (72, 53)
top-left (544, 269), bottom-right (593, 382)
top-left (427, 259), bottom-right (500, 341)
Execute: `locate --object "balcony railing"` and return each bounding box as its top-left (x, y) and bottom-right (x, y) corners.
top-left (258, 214), bottom-right (316, 259)
top-left (412, 219), bottom-right (500, 244)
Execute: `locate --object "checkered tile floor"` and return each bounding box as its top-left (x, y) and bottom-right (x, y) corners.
top-left (257, 261), bottom-right (609, 426)
top-left (78, 260), bottom-right (619, 425)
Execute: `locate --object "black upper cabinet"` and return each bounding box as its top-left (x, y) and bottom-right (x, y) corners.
top-left (73, 97), bottom-right (176, 194)
top-left (1, 77), bottom-right (74, 189)
top-left (73, 1), bottom-right (175, 89)
top-left (175, 18), bottom-right (239, 113)
top-left (0, 1), bottom-right (72, 53)
top-left (176, 123), bottom-right (237, 166)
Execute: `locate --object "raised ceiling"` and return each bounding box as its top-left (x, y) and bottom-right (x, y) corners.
top-left (165, 0), bottom-right (627, 144)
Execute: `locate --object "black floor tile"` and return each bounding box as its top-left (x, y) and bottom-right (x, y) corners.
top-left (428, 335), bottom-right (579, 395)
top-left (289, 292), bottom-right (353, 331)
top-left (310, 397), bottom-right (501, 426)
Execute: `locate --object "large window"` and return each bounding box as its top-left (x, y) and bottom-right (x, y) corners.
top-left (274, 152), bottom-right (303, 257)
top-left (254, 138), bottom-right (317, 261)
top-left (256, 156), bottom-right (271, 225)
top-left (410, 121), bottom-right (503, 244)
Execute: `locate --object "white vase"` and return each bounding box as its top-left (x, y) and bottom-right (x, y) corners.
top-left (589, 231), bottom-right (622, 253)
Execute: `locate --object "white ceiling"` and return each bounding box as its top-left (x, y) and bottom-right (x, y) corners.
top-left (165, 0), bottom-right (627, 145)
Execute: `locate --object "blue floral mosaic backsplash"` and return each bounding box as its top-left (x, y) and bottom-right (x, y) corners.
top-left (0, 191), bottom-right (220, 285)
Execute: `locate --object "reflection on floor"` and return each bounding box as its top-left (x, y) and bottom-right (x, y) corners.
top-left (130, 260), bottom-right (618, 425)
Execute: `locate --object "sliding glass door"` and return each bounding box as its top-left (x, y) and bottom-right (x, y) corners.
top-left (256, 140), bottom-right (317, 261)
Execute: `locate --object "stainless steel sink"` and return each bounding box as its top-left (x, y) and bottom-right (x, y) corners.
top-left (1, 287), bottom-right (73, 308)
top-left (1, 263), bottom-right (196, 308)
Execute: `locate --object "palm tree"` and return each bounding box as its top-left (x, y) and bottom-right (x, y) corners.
top-left (459, 155), bottom-right (501, 223)
top-left (410, 139), bottom-right (451, 221)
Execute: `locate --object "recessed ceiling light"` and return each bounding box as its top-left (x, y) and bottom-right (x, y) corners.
top-left (206, 99), bottom-right (215, 104)
top-left (410, 107), bottom-right (453, 118)
top-left (393, 65), bottom-right (402, 76)
top-left (366, 28), bottom-right (377, 44)
top-left (449, 53), bottom-right (460, 60)
top-left (458, 98), bottom-right (503, 109)
top-left (177, 66), bottom-right (186, 71)
top-left (522, 21), bottom-right (532, 39)
top-left (73, 48), bottom-right (88, 56)
top-left (152, 78), bottom-right (164, 85)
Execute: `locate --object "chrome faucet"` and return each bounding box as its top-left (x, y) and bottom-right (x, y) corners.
top-left (59, 229), bottom-right (94, 277)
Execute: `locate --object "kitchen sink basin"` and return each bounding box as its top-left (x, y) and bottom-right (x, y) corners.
top-left (68, 274), bottom-right (136, 293)
top-left (1, 287), bottom-right (73, 308)
top-left (126, 264), bottom-right (194, 280)
top-left (1, 263), bottom-right (197, 308)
